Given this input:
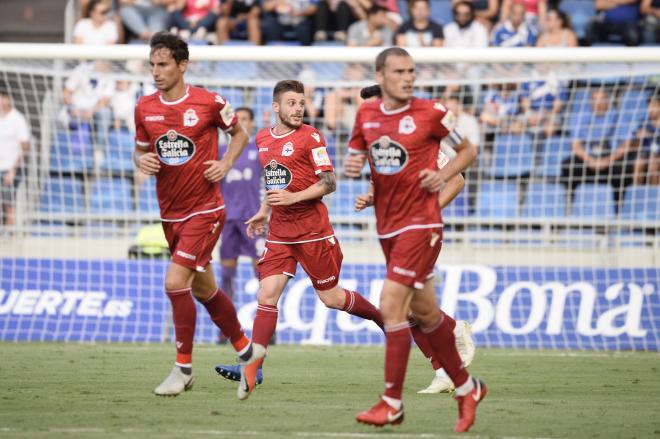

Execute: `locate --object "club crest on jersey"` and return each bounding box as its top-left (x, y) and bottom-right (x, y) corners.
top-left (370, 135), bottom-right (409, 175)
top-left (281, 142), bottom-right (294, 157)
top-left (264, 159), bottom-right (292, 190)
top-left (183, 109), bottom-right (199, 127)
top-left (399, 115), bottom-right (416, 135)
top-left (155, 129), bottom-right (196, 165)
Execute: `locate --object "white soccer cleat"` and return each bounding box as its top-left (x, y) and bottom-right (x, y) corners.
top-left (237, 343), bottom-right (267, 400)
top-left (418, 375), bottom-right (455, 394)
top-left (455, 320), bottom-right (476, 367)
top-left (154, 366), bottom-right (195, 396)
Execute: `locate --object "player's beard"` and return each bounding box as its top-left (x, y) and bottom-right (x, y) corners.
top-left (280, 113), bottom-right (303, 130)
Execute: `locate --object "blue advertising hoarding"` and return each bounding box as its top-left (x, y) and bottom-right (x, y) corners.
top-left (0, 259), bottom-right (658, 350)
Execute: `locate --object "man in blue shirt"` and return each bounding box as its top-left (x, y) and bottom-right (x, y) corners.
top-left (561, 89), bottom-right (636, 207)
top-left (587, 0), bottom-right (641, 46)
top-left (490, 3), bottom-right (537, 47)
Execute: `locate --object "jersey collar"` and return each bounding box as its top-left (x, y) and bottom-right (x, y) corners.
top-left (269, 126), bottom-right (297, 139)
top-left (159, 85), bottom-right (190, 106)
top-left (380, 100), bottom-right (412, 115)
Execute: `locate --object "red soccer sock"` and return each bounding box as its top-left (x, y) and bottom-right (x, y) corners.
top-left (409, 318), bottom-right (441, 370)
top-left (252, 304), bottom-right (278, 347)
top-left (383, 322), bottom-right (412, 400)
top-left (199, 288), bottom-right (248, 351)
top-left (342, 289), bottom-right (384, 328)
top-left (166, 288), bottom-right (197, 366)
top-left (422, 313), bottom-right (470, 388)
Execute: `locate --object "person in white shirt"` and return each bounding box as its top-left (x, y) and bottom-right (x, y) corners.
top-left (0, 90), bottom-right (30, 230)
top-left (73, 0), bottom-right (119, 45)
top-left (443, 1), bottom-right (489, 47)
top-left (61, 61), bottom-right (115, 146)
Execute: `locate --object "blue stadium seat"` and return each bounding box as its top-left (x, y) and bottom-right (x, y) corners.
top-left (50, 127), bottom-right (94, 173)
top-left (616, 90), bottom-right (650, 134)
top-left (309, 62), bottom-right (344, 81)
top-left (442, 185), bottom-right (469, 218)
top-left (249, 86), bottom-right (277, 128)
top-left (476, 181), bottom-right (519, 218)
top-left (522, 183), bottom-right (567, 219)
top-left (489, 134), bottom-right (534, 178)
top-left (330, 179), bottom-right (371, 217)
top-left (90, 177), bottom-right (133, 214)
top-left (137, 177), bottom-right (159, 214)
top-left (536, 136), bottom-right (573, 178)
top-left (215, 86), bottom-right (245, 108)
top-left (40, 176), bottom-right (85, 214)
top-left (570, 184), bottom-right (615, 219)
top-left (398, 0), bottom-right (409, 20)
top-left (102, 129), bottom-right (134, 173)
top-left (215, 61), bottom-right (258, 80)
top-left (559, 0), bottom-right (595, 40)
top-left (621, 185), bottom-right (660, 221)
top-left (430, 0), bottom-right (453, 25)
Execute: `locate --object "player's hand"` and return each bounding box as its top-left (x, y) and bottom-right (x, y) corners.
top-left (354, 193), bottom-right (374, 211)
top-left (138, 152), bottom-right (161, 175)
top-left (419, 169), bottom-right (447, 193)
top-left (265, 189), bottom-right (300, 206)
top-left (203, 158), bottom-right (231, 183)
top-left (245, 211), bottom-right (268, 238)
top-left (344, 154), bottom-right (366, 178)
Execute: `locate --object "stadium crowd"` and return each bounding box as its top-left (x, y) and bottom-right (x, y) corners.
top-left (73, 0), bottom-right (660, 47)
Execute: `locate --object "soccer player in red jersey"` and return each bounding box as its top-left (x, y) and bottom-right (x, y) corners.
top-left (345, 47), bottom-right (487, 432)
top-left (233, 79), bottom-right (384, 401)
top-left (133, 32), bottom-right (264, 396)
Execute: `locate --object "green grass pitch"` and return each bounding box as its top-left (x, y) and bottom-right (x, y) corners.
top-left (0, 343), bottom-right (659, 439)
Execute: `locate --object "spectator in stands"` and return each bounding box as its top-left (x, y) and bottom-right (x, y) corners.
top-left (633, 93), bottom-right (660, 184)
top-left (641, 0), bottom-right (660, 44)
top-left (347, 3), bottom-right (394, 46)
top-left (169, 0), bottom-right (221, 41)
top-left (491, 2), bottom-right (538, 47)
top-left (480, 83), bottom-right (524, 135)
top-left (519, 71), bottom-right (568, 136)
top-left (500, 0), bottom-right (547, 29)
top-left (587, 0), bottom-right (641, 46)
top-left (261, 0), bottom-right (318, 46)
top-left (323, 63), bottom-right (365, 131)
top-left (216, 0), bottom-right (262, 44)
top-left (314, 0), bottom-right (356, 43)
top-left (74, 0), bottom-right (119, 44)
top-left (77, 0), bottom-right (123, 42)
top-left (443, 1), bottom-right (489, 47)
top-left (395, 0), bottom-right (444, 47)
top-left (445, 91), bottom-right (481, 151)
top-left (61, 61), bottom-right (115, 147)
top-left (451, 0), bottom-right (499, 28)
top-left (561, 89), bottom-right (637, 205)
top-left (119, 0), bottom-right (170, 42)
top-left (536, 8), bottom-right (578, 47)
top-left (0, 90), bottom-right (30, 231)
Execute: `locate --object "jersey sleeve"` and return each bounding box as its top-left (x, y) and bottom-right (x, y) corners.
top-left (134, 101), bottom-right (150, 149)
top-left (431, 101), bottom-right (464, 148)
top-left (210, 92), bottom-right (237, 132)
top-left (347, 107), bottom-right (367, 154)
top-left (307, 129), bottom-right (334, 175)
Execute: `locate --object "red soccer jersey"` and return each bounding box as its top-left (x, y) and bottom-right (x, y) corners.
top-left (134, 85), bottom-right (237, 221)
top-left (348, 97), bottom-right (458, 238)
top-left (255, 124), bottom-right (335, 244)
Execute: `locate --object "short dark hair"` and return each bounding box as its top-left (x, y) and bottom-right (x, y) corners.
top-left (273, 80), bottom-right (305, 101)
top-left (452, 1), bottom-right (475, 16)
top-left (84, 0), bottom-right (107, 18)
top-left (367, 3), bottom-right (388, 15)
top-left (408, 0), bottom-right (429, 10)
top-left (375, 47), bottom-right (411, 72)
top-left (150, 31), bottom-right (189, 65)
top-left (549, 8), bottom-right (572, 30)
top-left (235, 107), bottom-right (254, 120)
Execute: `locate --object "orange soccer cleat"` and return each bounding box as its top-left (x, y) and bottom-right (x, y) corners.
top-left (454, 378), bottom-right (488, 433)
top-left (356, 398), bottom-right (404, 427)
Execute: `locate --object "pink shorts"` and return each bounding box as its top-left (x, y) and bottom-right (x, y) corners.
top-left (258, 236), bottom-right (343, 291)
top-left (379, 227), bottom-right (443, 289)
top-left (162, 209), bottom-right (225, 271)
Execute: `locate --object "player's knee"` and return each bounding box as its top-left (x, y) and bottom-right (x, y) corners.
top-left (257, 288), bottom-right (280, 306)
top-left (164, 278), bottom-right (187, 292)
top-left (316, 289), bottom-right (343, 309)
top-left (413, 307), bottom-right (442, 328)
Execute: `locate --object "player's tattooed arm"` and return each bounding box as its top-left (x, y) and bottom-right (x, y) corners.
top-left (317, 171), bottom-right (336, 194)
top-left (266, 171), bottom-right (336, 207)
